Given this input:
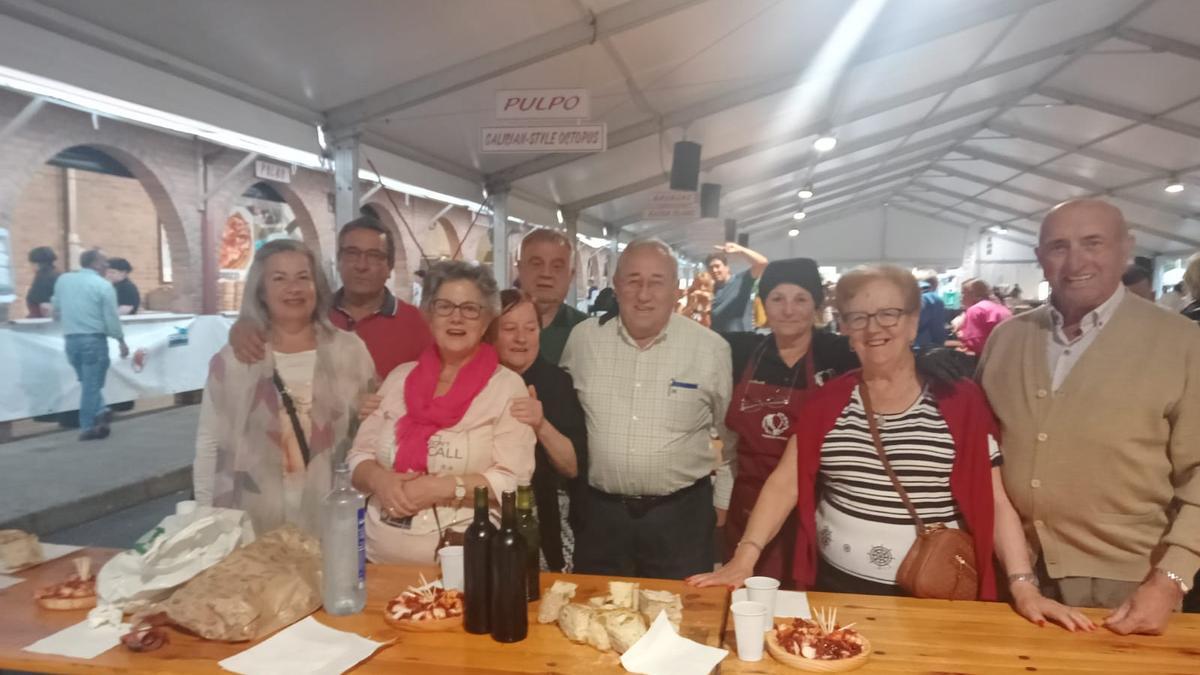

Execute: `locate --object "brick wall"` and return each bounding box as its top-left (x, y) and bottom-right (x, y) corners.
top-left (74, 170), bottom-right (163, 300)
top-left (8, 166), bottom-right (65, 319)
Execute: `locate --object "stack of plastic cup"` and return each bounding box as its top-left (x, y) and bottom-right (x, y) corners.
top-left (744, 576), bottom-right (780, 631)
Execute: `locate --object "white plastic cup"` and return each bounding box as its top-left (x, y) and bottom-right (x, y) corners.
top-left (437, 545), bottom-right (464, 591)
top-left (744, 576), bottom-right (780, 632)
top-left (731, 600), bottom-right (767, 662)
top-left (175, 500), bottom-right (197, 517)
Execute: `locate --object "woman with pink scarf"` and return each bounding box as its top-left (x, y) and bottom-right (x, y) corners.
top-left (349, 261), bottom-right (535, 564)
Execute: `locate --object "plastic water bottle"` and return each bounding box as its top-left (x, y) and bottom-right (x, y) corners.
top-left (321, 463), bottom-right (366, 615)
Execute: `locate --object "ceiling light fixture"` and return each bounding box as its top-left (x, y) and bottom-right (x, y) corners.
top-left (1165, 176), bottom-right (1185, 193)
top-left (556, 208), bottom-right (564, 224)
top-left (813, 135), bottom-right (837, 153)
top-left (797, 186), bottom-right (814, 199)
top-left (788, 228), bottom-right (800, 237)
top-left (793, 211), bottom-right (807, 221)
top-left (993, 225), bottom-right (1008, 234)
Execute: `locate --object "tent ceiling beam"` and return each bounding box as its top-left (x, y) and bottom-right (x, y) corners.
top-left (729, 159), bottom-right (938, 221)
top-left (0, 94), bottom-right (44, 146)
top-left (1115, 27), bottom-right (1200, 64)
top-left (324, 0), bottom-right (706, 131)
top-left (491, 0), bottom-right (1069, 183)
top-left (984, 120), bottom-right (1168, 175)
top-left (888, 202), bottom-right (1036, 248)
top-left (893, 192), bottom-right (1040, 239)
top-left (565, 88), bottom-right (1021, 212)
top-left (926, 162), bottom-right (1059, 206)
top-left (1038, 86), bottom-right (1200, 141)
top-left (738, 172), bottom-right (922, 230)
top-left (741, 189), bottom-right (899, 236)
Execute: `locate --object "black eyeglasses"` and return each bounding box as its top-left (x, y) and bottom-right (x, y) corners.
top-left (338, 247), bottom-right (389, 265)
top-left (432, 299), bottom-right (484, 320)
top-left (841, 307), bottom-right (908, 331)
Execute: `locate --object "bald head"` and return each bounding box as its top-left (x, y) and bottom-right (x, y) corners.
top-left (1036, 198), bottom-right (1134, 321)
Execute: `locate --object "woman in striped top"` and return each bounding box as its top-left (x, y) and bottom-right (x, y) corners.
top-left (691, 265), bottom-right (1093, 631)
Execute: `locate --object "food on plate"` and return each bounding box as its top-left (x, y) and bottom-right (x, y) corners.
top-left (0, 529), bottom-right (43, 570)
top-left (537, 580), bottom-right (578, 624)
top-left (555, 581), bottom-right (679, 655)
top-left (385, 575), bottom-right (464, 630)
top-left (219, 212), bottom-right (252, 269)
top-left (35, 557), bottom-right (97, 611)
top-left (766, 608), bottom-right (871, 671)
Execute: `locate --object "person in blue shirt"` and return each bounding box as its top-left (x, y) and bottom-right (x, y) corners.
top-left (52, 249), bottom-right (129, 440)
top-left (914, 270), bottom-right (948, 349)
top-left (706, 242), bottom-right (768, 333)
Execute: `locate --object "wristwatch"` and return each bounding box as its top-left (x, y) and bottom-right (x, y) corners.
top-left (1156, 568), bottom-right (1190, 594)
top-left (453, 476), bottom-right (466, 505)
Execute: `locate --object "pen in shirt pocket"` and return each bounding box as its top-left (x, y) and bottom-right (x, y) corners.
top-left (668, 378), bottom-right (699, 395)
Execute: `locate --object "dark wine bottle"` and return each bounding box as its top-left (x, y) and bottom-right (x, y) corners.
top-left (489, 490), bottom-right (528, 643)
top-left (463, 486), bottom-right (495, 634)
top-left (515, 484), bottom-right (541, 601)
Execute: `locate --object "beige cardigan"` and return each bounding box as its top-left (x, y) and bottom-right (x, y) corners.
top-left (979, 293), bottom-right (1200, 583)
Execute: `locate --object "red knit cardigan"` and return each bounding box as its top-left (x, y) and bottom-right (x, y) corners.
top-left (791, 370), bottom-right (999, 601)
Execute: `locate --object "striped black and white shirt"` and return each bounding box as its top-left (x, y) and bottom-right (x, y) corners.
top-left (815, 385), bottom-right (1001, 583)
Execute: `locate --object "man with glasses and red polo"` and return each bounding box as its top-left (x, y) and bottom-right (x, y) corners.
top-left (229, 216), bottom-right (433, 381)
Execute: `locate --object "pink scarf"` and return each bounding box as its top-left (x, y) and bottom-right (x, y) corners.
top-left (393, 344), bottom-right (499, 473)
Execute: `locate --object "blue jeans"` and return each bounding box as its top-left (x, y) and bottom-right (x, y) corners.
top-left (65, 334), bottom-right (110, 431)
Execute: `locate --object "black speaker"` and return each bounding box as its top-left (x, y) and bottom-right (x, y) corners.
top-left (669, 141), bottom-right (701, 191)
top-left (701, 183), bottom-right (721, 218)
top-left (724, 218), bottom-right (737, 242)
top-left (737, 233), bottom-right (749, 247)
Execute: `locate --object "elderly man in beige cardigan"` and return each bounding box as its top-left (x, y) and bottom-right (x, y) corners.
top-left (979, 199), bottom-right (1200, 635)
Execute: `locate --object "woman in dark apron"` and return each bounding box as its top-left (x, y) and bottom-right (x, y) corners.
top-left (722, 258), bottom-right (857, 586)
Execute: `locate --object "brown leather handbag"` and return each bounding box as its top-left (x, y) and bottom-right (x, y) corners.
top-left (859, 384), bottom-right (978, 601)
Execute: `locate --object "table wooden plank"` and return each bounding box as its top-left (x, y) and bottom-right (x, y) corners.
top-left (719, 591), bottom-right (1200, 674)
top-left (0, 547), bottom-right (730, 674)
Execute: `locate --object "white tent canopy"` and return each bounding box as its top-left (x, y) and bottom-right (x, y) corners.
top-left (2, 0), bottom-right (1199, 263)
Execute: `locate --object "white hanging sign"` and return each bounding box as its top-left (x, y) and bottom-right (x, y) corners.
top-left (496, 89), bottom-right (590, 120)
top-left (642, 190), bottom-right (700, 219)
top-left (254, 160), bottom-right (291, 184)
top-left (480, 124), bottom-right (606, 153)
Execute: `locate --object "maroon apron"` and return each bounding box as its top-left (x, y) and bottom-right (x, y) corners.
top-left (724, 344), bottom-right (816, 586)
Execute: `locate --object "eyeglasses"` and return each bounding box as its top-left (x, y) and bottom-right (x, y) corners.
top-left (338, 247), bottom-right (389, 265)
top-left (841, 307), bottom-right (908, 331)
top-left (432, 299), bottom-right (484, 320)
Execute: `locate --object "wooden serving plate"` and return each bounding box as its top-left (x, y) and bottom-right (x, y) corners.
top-left (383, 611), bottom-right (463, 632)
top-left (765, 629), bottom-right (872, 672)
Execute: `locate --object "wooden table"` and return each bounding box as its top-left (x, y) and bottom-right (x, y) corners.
top-left (720, 591), bottom-right (1200, 674)
top-left (0, 547), bottom-right (730, 674)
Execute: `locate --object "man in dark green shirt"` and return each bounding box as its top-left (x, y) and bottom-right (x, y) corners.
top-left (517, 228), bottom-right (588, 364)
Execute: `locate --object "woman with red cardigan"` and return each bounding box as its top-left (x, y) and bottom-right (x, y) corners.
top-left (690, 265), bottom-right (1092, 631)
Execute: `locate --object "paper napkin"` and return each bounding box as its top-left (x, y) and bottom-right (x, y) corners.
top-left (23, 619), bottom-right (127, 660)
top-left (219, 617), bottom-right (387, 675)
top-left (732, 588), bottom-right (811, 619)
top-left (620, 610), bottom-right (729, 675)
top-left (1, 543), bottom-right (84, 574)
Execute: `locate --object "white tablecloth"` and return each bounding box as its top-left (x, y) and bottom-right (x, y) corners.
top-left (0, 313), bottom-right (233, 422)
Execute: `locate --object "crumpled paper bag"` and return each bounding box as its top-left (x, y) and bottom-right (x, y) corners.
top-left (155, 525), bottom-right (321, 642)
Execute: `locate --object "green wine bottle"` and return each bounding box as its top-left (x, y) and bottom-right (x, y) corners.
top-left (515, 484), bottom-right (540, 602)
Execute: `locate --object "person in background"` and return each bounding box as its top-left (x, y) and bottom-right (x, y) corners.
top-left (706, 242), bottom-right (768, 333)
top-left (980, 199), bottom-right (1200, 635)
top-left (958, 278), bottom-right (1012, 356)
top-left (230, 216), bottom-right (433, 382)
top-left (678, 271), bottom-right (714, 327)
top-left (412, 269), bottom-right (426, 308)
top-left (562, 238), bottom-right (734, 579)
top-left (517, 228), bottom-right (587, 365)
top-left (105, 257), bottom-right (140, 315)
top-left (349, 261), bottom-right (534, 564)
top-left (718, 258), bottom-right (858, 584)
top-left (487, 289), bottom-right (587, 571)
top-left (193, 239), bottom-right (374, 535)
top-left (914, 270), bottom-right (948, 348)
top-left (692, 265), bottom-right (1091, 631)
top-left (1159, 281), bottom-right (1190, 313)
top-left (25, 246), bottom-right (58, 318)
top-left (1180, 254), bottom-right (1200, 324)
top-left (52, 248), bottom-right (129, 441)
top-left (1121, 264), bottom-right (1155, 302)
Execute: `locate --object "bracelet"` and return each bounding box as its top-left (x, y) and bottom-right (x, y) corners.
top-left (1007, 573), bottom-right (1039, 587)
top-left (736, 539), bottom-right (764, 553)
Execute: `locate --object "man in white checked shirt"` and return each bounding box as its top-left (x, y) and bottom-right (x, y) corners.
top-left (562, 238), bottom-right (735, 579)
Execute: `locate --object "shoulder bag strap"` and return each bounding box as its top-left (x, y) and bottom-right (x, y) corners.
top-left (272, 369), bottom-right (312, 466)
top-left (857, 381), bottom-right (925, 533)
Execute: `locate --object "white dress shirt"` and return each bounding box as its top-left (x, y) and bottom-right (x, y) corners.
top-left (1046, 285), bottom-right (1125, 391)
top-left (561, 313), bottom-right (735, 508)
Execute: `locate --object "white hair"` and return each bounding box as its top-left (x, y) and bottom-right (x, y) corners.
top-left (615, 237), bottom-right (678, 280)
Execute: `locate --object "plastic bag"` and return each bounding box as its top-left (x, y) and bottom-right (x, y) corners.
top-left (95, 502), bottom-right (255, 613)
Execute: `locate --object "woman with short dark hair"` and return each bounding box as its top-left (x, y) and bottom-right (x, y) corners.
top-left (26, 246), bottom-right (58, 318)
top-left (349, 261), bottom-right (535, 564)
